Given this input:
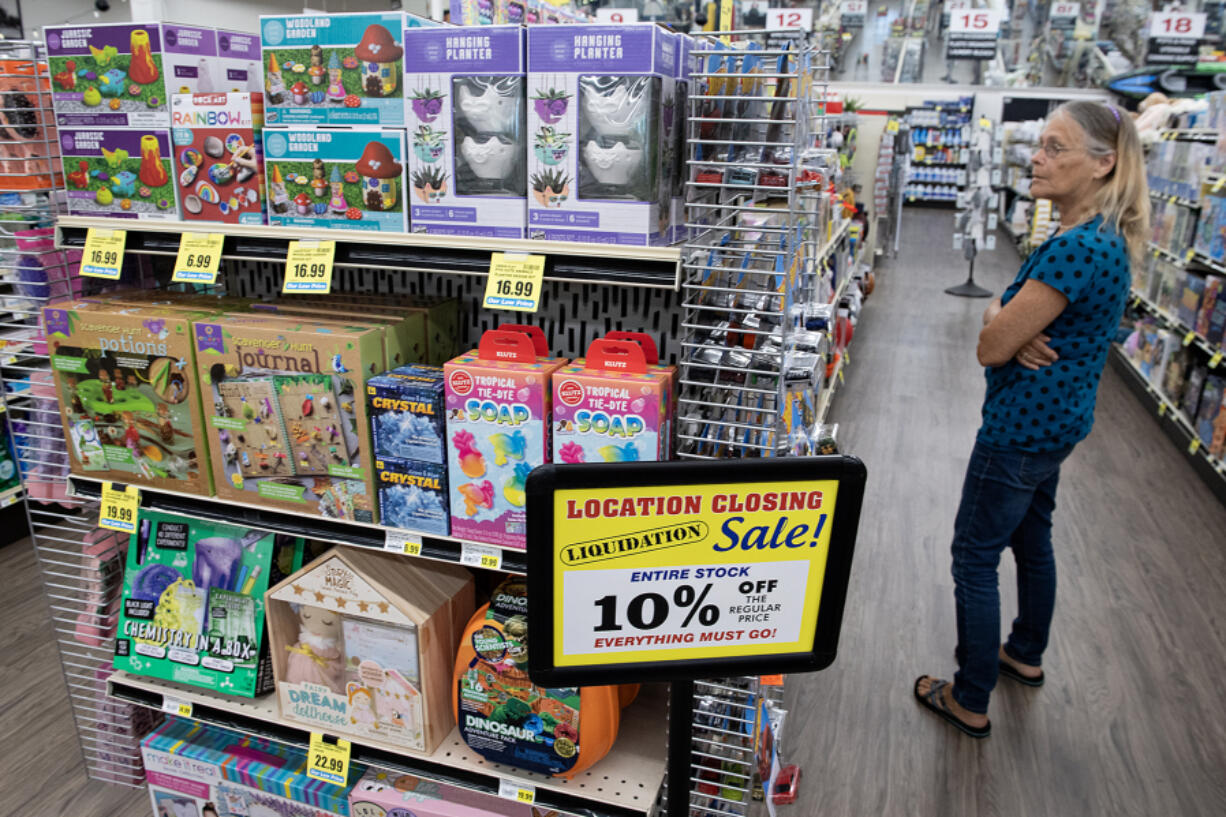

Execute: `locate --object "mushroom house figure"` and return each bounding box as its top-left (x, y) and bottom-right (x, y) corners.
top-left (355, 24), bottom-right (403, 98)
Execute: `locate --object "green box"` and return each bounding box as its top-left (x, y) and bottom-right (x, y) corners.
top-left (113, 510), bottom-right (306, 697)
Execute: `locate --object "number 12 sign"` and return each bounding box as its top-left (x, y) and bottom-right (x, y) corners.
top-left (1150, 11), bottom-right (1205, 39)
top-left (949, 8), bottom-right (1003, 34)
top-left (767, 8), bottom-right (813, 29)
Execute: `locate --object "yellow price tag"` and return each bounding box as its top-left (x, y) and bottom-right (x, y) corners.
top-left (162, 697), bottom-right (193, 717)
top-left (1169, 196), bottom-right (1177, 205)
top-left (1186, 249), bottom-right (1195, 262)
top-left (886, 120), bottom-right (899, 133)
top-left (1158, 403), bottom-right (1168, 417)
top-left (1214, 177), bottom-right (1225, 193)
top-left (81, 229), bottom-right (127, 279)
top-left (461, 542), bottom-right (502, 571)
top-left (498, 778), bottom-right (536, 804)
top-left (1210, 351), bottom-right (1223, 368)
top-left (483, 252), bottom-right (545, 312)
top-left (837, 368), bottom-right (845, 384)
top-left (1189, 438), bottom-right (1201, 455)
top-left (282, 240), bottom-right (336, 293)
top-left (1132, 295), bottom-right (1142, 309)
top-left (99, 482), bottom-right (139, 533)
top-left (307, 733), bottom-right (351, 786)
top-left (979, 117), bottom-right (991, 128)
top-left (384, 527), bottom-right (423, 557)
top-left (1184, 331), bottom-right (1196, 347)
top-left (173, 232), bottom-right (224, 284)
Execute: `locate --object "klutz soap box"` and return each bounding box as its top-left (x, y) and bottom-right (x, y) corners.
top-left (376, 456), bottom-right (449, 535)
top-left (265, 126), bottom-right (406, 231)
top-left (60, 127), bottom-right (178, 219)
top-left (403, 25), bottom-right (527, 238)
top-left (218, 29), bottom-right (264, 92)
top-left (444, 329), bottom-right (567, 548)
top-left (171, 93), bottom-right (266, 224)
top-left (368, 365), bottom-right (447, 463)
top-left (46, 23), bottom-right (223, 128)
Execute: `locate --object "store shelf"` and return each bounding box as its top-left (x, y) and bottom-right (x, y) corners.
top-left (0, 485), bottom-right (21, 509)
top-left (67, 476), bottom-right (530, 574)
top-left (55, 217), bottom-right (684, 291)
top-left (1156, 128), bottom-right (1219, 142)
top-left (1128, 288), bottom-right (1224, 364)
top-left (1149, 241), bottom-right (1190, 268)
top-left (1149, 190), bottom-right (1200, 209)
top-left (107, 671), bottom-right (667, 817)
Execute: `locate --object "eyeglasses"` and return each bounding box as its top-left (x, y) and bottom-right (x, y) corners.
top-left (1035, 141), bottom-right (1083, 159)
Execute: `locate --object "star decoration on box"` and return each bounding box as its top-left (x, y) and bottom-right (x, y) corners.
top-left (291, 584), bottom-right (305, 596)
top-left (313, 590), bottom-right (326, 602)
top-left (336, 597), bottom-right (347, 608)
top-left (377, 601), bottom-right (390, 613)
top-left (357, 601), bottom-right (369, 612)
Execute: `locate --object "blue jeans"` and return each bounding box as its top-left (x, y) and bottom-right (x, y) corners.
top-left (950, 439), bottom-right (1074, 714)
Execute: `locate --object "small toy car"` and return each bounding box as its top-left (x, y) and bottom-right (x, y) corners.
top-left (771, 764), bottom-right (801, 805)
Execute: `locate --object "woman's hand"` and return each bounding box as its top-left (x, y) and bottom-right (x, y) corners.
top-left (1014, 333), bottom-right (1059, 370)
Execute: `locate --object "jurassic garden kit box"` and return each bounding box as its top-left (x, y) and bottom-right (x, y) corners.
top-left (60, 127), bottom-right (178, 219)
top-left (194, 314), bottom-right (385, 522)
top-left (44, 300), bottom-right (214, 496)
top-left (113, 510), bottom-right (306, 697)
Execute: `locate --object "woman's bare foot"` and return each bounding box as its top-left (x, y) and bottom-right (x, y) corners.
top-left (999, 646), bottom-right (1043, 680)
top-left (914, 675), bottom-right (989, 729)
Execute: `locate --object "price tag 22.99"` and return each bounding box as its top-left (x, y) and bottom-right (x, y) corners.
top-left (99, 482), bottom-right (139, 533)
top-left (173, 232), bottom-right (224, 284)
top-left (283, 240), bottom-right (336, 293)
top-left (81, 228), bottom-right (127, 279)
top-left (307, 733), bottom-right (351, 786)
top-left (483, 253), bottom-right (545, 312)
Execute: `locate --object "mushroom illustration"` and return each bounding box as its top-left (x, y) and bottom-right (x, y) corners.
top-left (356, 141), bottom-right (403, 211)
top-left (294, 192), bottom-right (312, 215)
top-left (355, 24), bottom-right (403, 98)
top-left (290, 80), bottom-right (309, 105)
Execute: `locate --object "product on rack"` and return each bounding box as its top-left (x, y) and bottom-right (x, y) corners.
top-left (45, 300), bottom-right (215, 495)
top-left (369, 365), bottom-right (449, 535)
top-left (454, 575), bottom-right (621, 777)
top-left (196, 314), bottom-right (384, 522)
top-left (252, 299), bottom-right (426, 370)
top-left (143, 717), bottom-right (365, 816)
top-left (350, 766), bottom-right (530, 817)
top-left (267, 547), bottom-right (474, 753)
top-left (526, 24), bottom-right (674, 245)
top-left (171, 92), bottom-right (266, 224)
top-left (113, 510), bottom-right (305, 696)
top-left (444, 328), bottom-right (567, 548)
top-left (0, 59), bottom-right (61, 190)
top-left (60, 127), bottom-right (177, 219)
top-left (1195, 181), bottom-right (1226, 263)
top-left (264, 126), bottom-right (407, 231)
top-left (403, 25), bottom-right (527, 238)
top-left (290, 293), bottom-right (460, 365)
top-left (217, 29), bottom-right (264, 93)
top-left (1197, 274), bottom-right (1226, 345)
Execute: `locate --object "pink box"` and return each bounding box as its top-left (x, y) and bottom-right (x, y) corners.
top-left (350, 767), bottom-right (533, 817)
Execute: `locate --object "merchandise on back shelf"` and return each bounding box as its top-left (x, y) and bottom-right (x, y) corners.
top-left (217, 28), bottom-right (264, 93)
top-left (444, 329), bottom-right (567, 549)
top-left (1155, 262), bottom-right (1183, 315)
top-left (1178, 272), bottom-right (1206, 328)
top-left (1183, 364), bottom-right (1208, 422)
top-left (267, 547), bottom-right (474, 754)
top-left (113, 510), bottom-right (305, 697)
top-left (171, 92), bottom-right (266, 224)
top-left (1194, 181), bottom-right (1226, 263)
top-left (1162, 347), bottom-right (1191, 405)
top-left (526, 24), bottom-right (675, 245)
top-left (46, 23), bottom-right (225, 128)
top-left (143, 717), bottom-right (364, 817)
top-left (1198, 274), bottom-right (1226, 346)
top-left (1195, 375), bottom-right (1226, 452)
top-left (250, 300), bottom-right (425, 370)
top-left (60, 127), bottom-right (177, 219)
top-left (44, 299), bottom-right (214, 495)
top-left (195, 314), bottom-right (384, 522)
top-left (264, 126), bottom-right (406, 231)
top-left (403, 25), bottom-right (527, 238)
top-left (369, 365), bottom-right (446, 463)
top-left (351, 766), bottom-right (536, 817)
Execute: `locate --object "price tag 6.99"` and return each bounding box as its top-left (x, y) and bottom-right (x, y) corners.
top-left (483, 253), bottom-right (545, 312)
top-left (307, 733), bottom-right (351, 786)
top-left (99, 482), bottom-right (139, 533)
top-left (283, 240), bottom-right (336, 293)
top-left (461, 542), bottom-right (502, 571)
top-left (81, 229), bottom-right (127, 279)
top-left (173, 232), bottom-right (224, 284)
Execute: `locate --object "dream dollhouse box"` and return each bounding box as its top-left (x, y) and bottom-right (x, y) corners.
top-left (60, 127), bottom-right (178, 220)
top-left (171, 92), bottom-right (266, 225)
top-left (403, 25), bottom-right (527, 238)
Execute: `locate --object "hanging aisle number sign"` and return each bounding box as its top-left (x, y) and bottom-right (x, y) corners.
top-left (838, 3), bottom-right (864, 29)
top-left (768, 7), bottom-right (814, 29)
top-left (1049, 1), bottom-right (1079, 30)
top-left (1147, 12), bottom-right (1206, 65)
top-left (81, 229), bottom-right (126, 279)
top-left (282, 240), bottom-right (336, 293)
top-left (173, 232), bottom-right (224, 284)
top-left (483, 253), bottom-right (545, 312)
top-left (307, 733), bottom-right (351, 785)
top-left (99, 482), bottom-right (139, 533)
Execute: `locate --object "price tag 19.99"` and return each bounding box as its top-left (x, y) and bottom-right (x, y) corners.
top-left (460, 542), bottom-right (502, 571)
top-left (173, 232), bottom-right (224, 284)
top-left (81, 229), bottom-right (127, 279)
top-left (483, 253), bottom-right (545, 312)
top-left (307, 733), bottom-right (351, 786)
top-left (283, 240), bottom-right (336, 293)
top-left (498, 778), bottom-right (536, 804)
top-left (99, 482), bottom-right (139, 533)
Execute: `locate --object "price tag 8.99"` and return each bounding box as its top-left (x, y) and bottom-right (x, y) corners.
top-left (81, 229), bottom-right (127, 279)
top-left (99, 482), bottom-right (139, 533)
top-left (173, 232), bottom-right (224, 284)
top-left (283, 240), bottom-right (336, 293)
top-left (483, 253), bottom-right (545, 312)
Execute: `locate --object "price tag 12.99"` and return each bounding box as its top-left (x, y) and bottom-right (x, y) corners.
top-left (483, 252), bottom-right (545, 312)
top-left (99, 482), bottom-right (139, 533)
top-left (173, 232), bottom-right (224, 284)
top-left (461, 542), bottom-right (502, 571)
top-left (307, 733), bottom-right (351, 786)
top-left (283, 240), bottom-right (336, 293)
top-left (81, 228), bottom-right (127, 279)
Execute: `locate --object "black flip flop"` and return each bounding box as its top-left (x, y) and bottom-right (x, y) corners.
top-left (998, 661), bottom-right (1044, 687)
top-left (913, 676), bottom-right (991, 738)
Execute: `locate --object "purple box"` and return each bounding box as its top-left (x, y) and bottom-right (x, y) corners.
top-left (60, 128), bottom-right (178, 220)
top-left (218, 29), bottom-right (264, 93)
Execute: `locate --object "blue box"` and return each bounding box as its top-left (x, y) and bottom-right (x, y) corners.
top-left (376, 456), bottom-right (449, 535)
top-left (367, 364), bottom-right (446, 462)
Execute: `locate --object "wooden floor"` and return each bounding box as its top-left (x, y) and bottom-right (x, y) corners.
top-left (6, 209), bottom-right (1226, 816)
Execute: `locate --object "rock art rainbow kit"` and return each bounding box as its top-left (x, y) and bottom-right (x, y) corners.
top-left (59, 127), bottom-right (178, 219)
top-left (171, 92), bottom-right (266, 224)
top-left (403, 25), bottom-right (527, 238)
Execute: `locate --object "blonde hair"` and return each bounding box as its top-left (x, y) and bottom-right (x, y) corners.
top-left (1052, 100), bottom-right (1151, 263)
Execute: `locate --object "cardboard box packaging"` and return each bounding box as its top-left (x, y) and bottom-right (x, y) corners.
top-left (60, 127), bottom-right (178, 219)
top-left (170, 92), bottom-right (266, 224)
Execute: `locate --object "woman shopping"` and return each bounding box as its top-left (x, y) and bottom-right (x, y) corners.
top-left (914, 101), bottom-right (1150, 737)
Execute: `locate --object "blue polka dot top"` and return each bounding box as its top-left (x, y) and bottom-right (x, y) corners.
top-left (978, 215), bottom-right (1131, 453)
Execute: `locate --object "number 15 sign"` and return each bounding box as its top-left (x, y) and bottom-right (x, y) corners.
top-left (949, 8), bottom-right (1003, 34)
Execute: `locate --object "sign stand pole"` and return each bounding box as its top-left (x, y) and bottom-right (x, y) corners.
top-left (667, 679), bottom-right (695, 817)
top-left (945, 253), bottom-right (992, 298)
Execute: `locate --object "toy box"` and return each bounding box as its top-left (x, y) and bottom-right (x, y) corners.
top-left (171, 93), bottom-right (266, 225)
top-left (250, 302), bottom-right (426, 370)
top-left (526, 24), bottom-right (675, 245)
top-left (265, 126), bottom-right (406, 232)
top-left (44, 299), bottom-right (214, 495)
top-left (376, 456), bottom-right (449, 536)
top-left (113, 510), bottom-right (305, 697)
top-left (60, 127), bottom-right (178, 219)
top-left (350, 767), bottom-right (530, 817)
top-left (261, 12), bottom-right (436, 126)
top-left (291, 293), bottom-right (460, 365)
top-left (368, 365), bottom-right (446, 462)
top-left (267, 547), bottom-right (474, 754)
top-left (46, 23), bottom-right (224, 128)
top-left (403, 25), bottom-right (527, 238)
top-left (143, 717), bottom-right (364, 817)
top-left (217, 29), bottom-right (264, 93)
top-left (444, 330), bottom-right (567, 548)
top-left (195, 315), bottom-right (385, 522)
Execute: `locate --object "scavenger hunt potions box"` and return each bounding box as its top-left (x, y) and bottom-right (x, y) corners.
top-left (113, 510), bottom-right (305, 697)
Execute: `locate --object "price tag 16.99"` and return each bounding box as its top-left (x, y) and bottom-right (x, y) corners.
top-left (81, 229), bottom-right (127, 279)
top-left (173, 232), bottom-right (224, 284)
top-left (283, 240), bottom-right (336, 293)
top-left (99, 482), bottom-right (139, 533)
top-left (307, 733), bottom-right (351, 786)
top-left (483, 253), bottom-right (545, 312)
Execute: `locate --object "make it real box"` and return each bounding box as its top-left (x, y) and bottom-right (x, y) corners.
top-left (61, 127), bottom-right (178, 219)
top-left (403, 25), bottom-right (526, 238)
top-left (171, 93), bottom-right (266, 225)
top-left (265, 126), bottom-right (406, 231)
top-left (526, 24), bottom-right (675, 245)
top-left (46, 23), bottom-right (223, 128)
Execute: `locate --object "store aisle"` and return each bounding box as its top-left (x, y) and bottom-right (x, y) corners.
top-left (784, 208), bottom-right (1226, 816)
